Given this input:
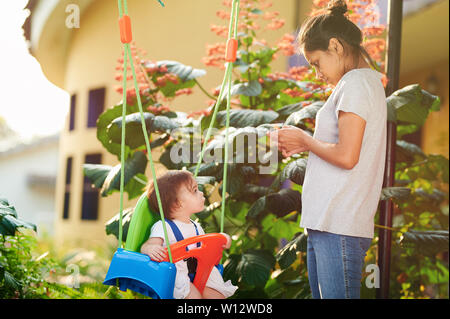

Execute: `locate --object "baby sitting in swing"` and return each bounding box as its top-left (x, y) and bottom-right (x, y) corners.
top-left (140, 170), bottom-right (238, 299)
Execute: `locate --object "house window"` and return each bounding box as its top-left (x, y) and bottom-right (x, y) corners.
top-left (81, 153), bottom-right (102, 220)
top-left (63, 157), bottom-right (73, 219)
top-left (87, 88), bottom-right (105, 128)
top-left (69, 94), bottom-right (76, 131)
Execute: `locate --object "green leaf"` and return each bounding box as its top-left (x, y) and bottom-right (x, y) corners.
top-left (155, 60), bottom-right (206, 81)
top-left (218, 165), bottom-right (246, 196)
top-left (3, 270), bottom-right (22, 291)
top-left (276, 232), bottom-right (307, 269)
top-left (83, 151), bottom-right (148, 199)
top-left (216, 109), bottom-right (278, 128)
top-left (201, 126), bottom-right (269, 166)
top-left (248, 188), bottom-right (302, 219)
top-left (251, 8), bottom-right (263, 14)
top-left (108, 113), bottom-right (180, 150)
top-left (282, 158), bottom-right (308, 186)
top-left (400, 230), bottom-right (449, 256)
top-left (275, 102), bottom-right (304, 121)
top-left (100, 151), bottom-right (148, 197)
top-left (105, 207), bottom-right (134, 241)
top-left (396, 140), bottom-right (426, 164)
top-left (237, 249), bottom-right (276, 287)
top-left (230, 80), bottom-right (262, 97)
top-left (254, 48), bottom-right (277, 66)
top-left (380, 187), bottom-right (411, 201)
top-left (223, 254), bottom-right (241, 284)
top-left (414, 188), bottom-right (447, 203)
top-left (0, 199), bottom-right (36, 235)
top-left (234, 184), bottom-right (270, 202)
top-left (387, 84), bottom-right (441, 126)
top-left (97, 102), bottom-right (139, 160)
top-left (0, 214), bottom-right (37, 236)
top-left (265, 189), bottom-right (302, 217)
top-left (82, 164), bottom-right (111, 189)
top-left (284, 101), bottom-right (324, 127)
top-left (247, 196), bottom-right (267, 219)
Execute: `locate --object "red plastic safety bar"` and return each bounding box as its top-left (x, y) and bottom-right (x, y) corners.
top-left (119, 15), bottom-right (132, 44)
top-left (161, 233), bottom-right (227, 294)
top-left (225, 38), bottom-right (238, 62)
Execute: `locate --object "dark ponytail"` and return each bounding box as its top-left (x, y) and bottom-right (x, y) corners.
top-left (297, 0), bottom-right (378, 70)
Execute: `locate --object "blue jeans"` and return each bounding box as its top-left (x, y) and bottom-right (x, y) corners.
top-left (306, 229), bottom-right (372, 299)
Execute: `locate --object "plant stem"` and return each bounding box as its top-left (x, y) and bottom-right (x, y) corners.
top-left (374, 223), bottom-right (402, 232)
top-left (194, 79), bottom-right (217, 100)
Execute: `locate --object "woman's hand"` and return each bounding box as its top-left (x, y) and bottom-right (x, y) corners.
top-left (268, 125), bottom-right (312, 158)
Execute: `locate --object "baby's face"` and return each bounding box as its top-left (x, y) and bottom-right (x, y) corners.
top-left (176, 178), bottom-right (205, 214)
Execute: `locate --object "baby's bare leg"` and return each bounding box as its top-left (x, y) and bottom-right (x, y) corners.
top-left (185, 283), bottom-right (202, 299)
top-left (202, 287), bottom-right (226, 299)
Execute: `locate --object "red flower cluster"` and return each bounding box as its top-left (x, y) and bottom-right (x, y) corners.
top-left (114, 43), bottom-right (153, 104)
top-left (203, 0), bottom-right (286, 70)
top-left (147, 105), bottom-right (171, 115)
top-left (277, 33), bottom-right (296, 56)
top-left (288, 66), bottom-right (310, 81)
top-left (187, 107), bottom-right (213, 119)
top-left (175, 88), bottom-right (194, 97)
top-left (282, 88), bottom-right (314, 100)
top-left (156, 73), bottom-right (179, 87)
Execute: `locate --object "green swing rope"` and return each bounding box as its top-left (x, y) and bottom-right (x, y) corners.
top-left (194, 0), bottom-right (240, 235)
top-left (116, 0), bottom-right (240, 264)
top-left (116, 0), bottom-right (173, 263)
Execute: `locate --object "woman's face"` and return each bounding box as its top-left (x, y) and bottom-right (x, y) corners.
top-left (303, 38), bottom-right (347, 86)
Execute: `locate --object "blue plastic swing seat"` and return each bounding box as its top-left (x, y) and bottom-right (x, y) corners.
top-left (103, 193), bottom-right (225, 299)
top-left (103, 248), bottom-right (177, 299)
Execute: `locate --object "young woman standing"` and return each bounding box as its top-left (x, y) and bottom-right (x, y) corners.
top-left (270, 0), bottom-right (387, 299)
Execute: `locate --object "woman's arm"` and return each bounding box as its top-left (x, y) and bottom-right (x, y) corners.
top-left (273, 111), bottom-right (366, 170)
top-left (307, 111), bottom-right (366, 169)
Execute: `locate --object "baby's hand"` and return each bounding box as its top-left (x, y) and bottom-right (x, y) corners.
top-left (220, 233), bottom-right (232, 249)
top-left (142, 244), bottom-right (166, 262)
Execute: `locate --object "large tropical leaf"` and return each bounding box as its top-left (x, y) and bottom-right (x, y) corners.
top-left (380, 187), bottom-right (411, 201)
top-left (105, 207), bottom-right (134, 241)
top-left (282, 158), bottom-right (308, 186)
top-left (97, 103), bottom-right (137, 159)
top-left (414, 188), bottom-right (447, 203)
top-left (230, 80), bottom-right (263, 97)
top-left (275, 101), bottom-right (314, 122)
top-left (201, 126), bottom-right (269, 166)
top-left (236, 249), bottom-right (276, 287)
top-left (265, 189), bottom-right (302, 217)
top-left (396, 140), bottom-right (426, 164)
top-left (284, 101), bottom-right (324, 127)
top-left (386, 84), bottom-right (440, 126)
top-left (100, 151), bottom-right (148, 197)
top-left (216, 109), bottom-right (279, 128)
top-left (108, 112), bottom-right (180, 149)
top-left (83, 151), bottom-right (148, 200)
top-left (276, 232), bottom-right (307, 270)
top-left (400, 230), bottom-right (449, 256)
top-left (0, 198), bottom-right (36, 235)
top-left (247, 188), bottom-right (301, 219)
top-left (155, 60), bottom-right (206, 82)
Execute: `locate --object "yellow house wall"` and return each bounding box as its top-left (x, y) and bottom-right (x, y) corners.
top-left (53, 0), bottom-right (297, 247)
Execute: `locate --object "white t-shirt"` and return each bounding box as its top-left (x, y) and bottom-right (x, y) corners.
top-left (300, 68), bottom-right (387, 238)
top-left (150, 219), bottom-right (237, 299)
